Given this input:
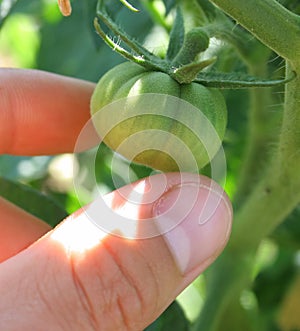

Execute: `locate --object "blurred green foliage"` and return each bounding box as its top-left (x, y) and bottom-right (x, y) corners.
top-left (1, 1), bottom-right (300, 330)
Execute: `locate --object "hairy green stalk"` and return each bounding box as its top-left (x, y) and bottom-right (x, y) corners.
top-left (193, 1), bottom-right (300, 330)
top-left (278, 65), bottom-right (300, 170)
top-left (194, 74), bottom-right (300, 331)
top-left (234, 61), bottom-right (278, 205)
top-left (202, 2), bottom-right (287, 205)
top-left (209, 0), bottom-right (300, 67)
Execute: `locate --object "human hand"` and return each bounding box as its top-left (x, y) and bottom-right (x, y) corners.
top-left (0, 69), bottom-right (232, 330)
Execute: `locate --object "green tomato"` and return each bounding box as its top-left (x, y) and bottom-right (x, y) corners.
top-left (90, 61), bottom-right (227, 172)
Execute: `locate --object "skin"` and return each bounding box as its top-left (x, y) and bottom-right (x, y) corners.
top-left (0, 68), bottom-right (232, 331)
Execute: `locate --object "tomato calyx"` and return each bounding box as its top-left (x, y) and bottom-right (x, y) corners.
top-left (95, 0), bottom-right (296, 88)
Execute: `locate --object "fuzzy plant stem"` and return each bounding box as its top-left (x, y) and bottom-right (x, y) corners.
top-left (208, 0), bottom-right (300, 251)
top-left (233, 60), bottom-right (276, 205)
top-left (193, 66), bottom-right (300, 331)
top-left (192, 1), bottom-right (300, 330)
top-left (209, 0), bottom-right (300, 66)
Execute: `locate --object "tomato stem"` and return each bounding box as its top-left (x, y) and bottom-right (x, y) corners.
top-left (209, 0), bottom-right (300, 67)
top-left (192, 2), bottom-right (300, 330)
top-left (194, 81), bottom-right (300, 328)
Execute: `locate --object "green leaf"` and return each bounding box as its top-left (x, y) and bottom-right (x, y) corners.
top-left (166, 7), bottom-right (184, 61)
top-left (145, 301), bottom-right (190, 331)
top-left (0, 177), bottom-right (67, 227)
top-left (194, 70), bottom-right (296, 89)
top-left (0, 0), bottom-right (20, 28)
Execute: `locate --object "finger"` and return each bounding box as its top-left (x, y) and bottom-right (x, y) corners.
top-left (0, 197), bottom-right (51, 262)
top-left (0, 173), bottom-right (232, 330)
top-left (0, 68), bottom-right (97, 155)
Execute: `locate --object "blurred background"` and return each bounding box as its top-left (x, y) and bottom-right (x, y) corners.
top-left (1, 1), bottom-right (299, 330)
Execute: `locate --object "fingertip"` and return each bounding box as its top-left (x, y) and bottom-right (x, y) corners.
top-left (153, 178), bottom-right (232, 276)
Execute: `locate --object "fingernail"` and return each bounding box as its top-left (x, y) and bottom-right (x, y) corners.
top-left (154, 182), bottom-right (232, 275)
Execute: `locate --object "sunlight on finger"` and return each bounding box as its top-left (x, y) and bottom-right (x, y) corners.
top-left (49, 180), bottom-right (143, 255)
top-left (49, 181), bottom-right (150, 255)
top-left (50, 211), bottom-right (108, 255)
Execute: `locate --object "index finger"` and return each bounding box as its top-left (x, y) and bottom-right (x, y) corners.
top-left (0, 68), bottom-right (97, 155)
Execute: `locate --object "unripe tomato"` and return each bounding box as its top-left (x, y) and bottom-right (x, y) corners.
top-left (90, 61), bottom-right (227, 172)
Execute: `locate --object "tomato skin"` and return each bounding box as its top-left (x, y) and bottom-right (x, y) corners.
top-left (91, 62), bottom-right (227, 172)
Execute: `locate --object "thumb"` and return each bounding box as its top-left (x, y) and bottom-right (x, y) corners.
top-left (0, 173), bottom-right (232, 331)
